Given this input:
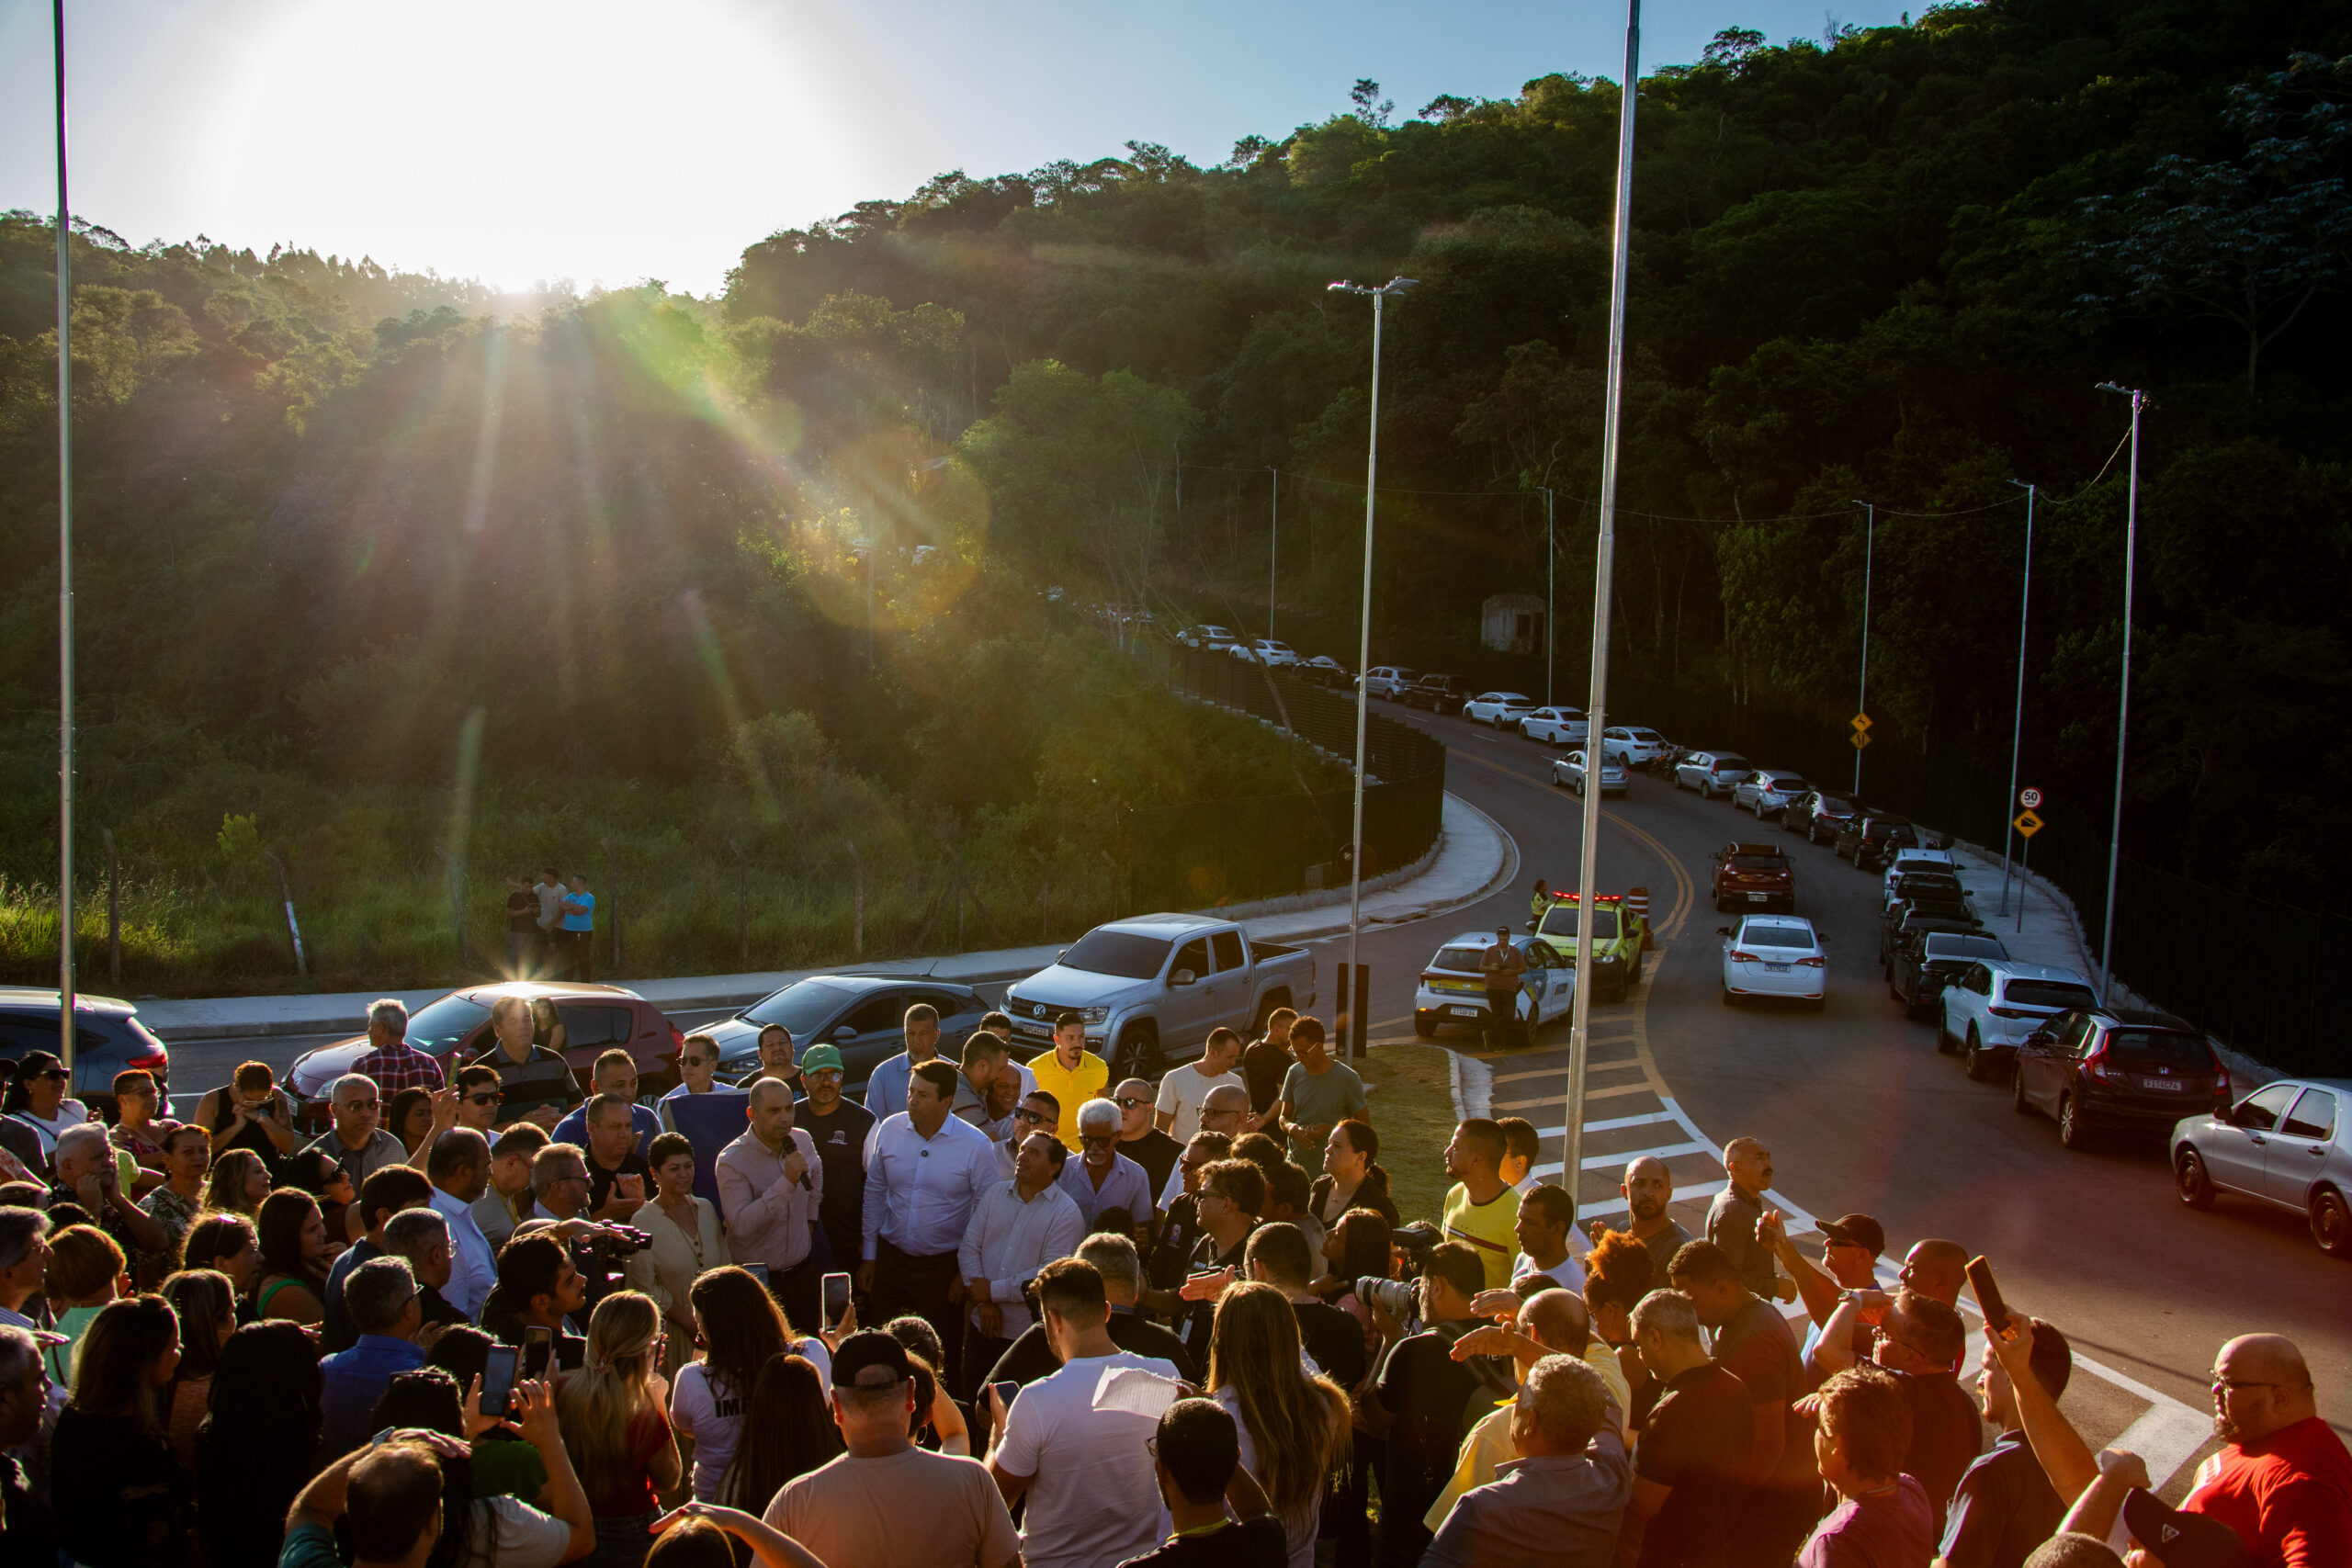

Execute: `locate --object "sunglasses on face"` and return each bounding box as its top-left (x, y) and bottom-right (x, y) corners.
top-left (680, 1055), bottom-right (711, 1066)
top-left (807, 1071), bottom-right (842, 1086)
top-left (1013, 1108), bottom-right (1046, 1125)
top-left (1080, 1133), bottom-right (1116, 1147)
top-left (462, 1092), bottom-right (499, 1107)
top-left (1114, 1096), bottom-right (1148, 1111)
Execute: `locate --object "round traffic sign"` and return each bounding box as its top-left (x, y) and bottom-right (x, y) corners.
top-left (2019, 787), bottom-right (2042, 808)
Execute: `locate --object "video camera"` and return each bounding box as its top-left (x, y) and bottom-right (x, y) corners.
top-left (1355, 1220), bottom-right (1445, 1330)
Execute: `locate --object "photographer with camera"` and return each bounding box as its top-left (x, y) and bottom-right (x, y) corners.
top-left (522, 1144), bottom-right (656, 1314)
top-left (1355, 1237), bottom-right (1497, 1567)
top-left (1170, 1159), bottom-right (1264, 1365)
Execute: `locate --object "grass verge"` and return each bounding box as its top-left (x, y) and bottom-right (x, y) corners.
top-left (1355, 1043), bottom-right (1459, 1228)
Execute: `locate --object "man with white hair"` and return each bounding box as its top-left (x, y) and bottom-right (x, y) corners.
top-left (1057, 1099), bottom-right (1155, 1238)
top-left (351, 998), bottom-right (444, 1095)
top-left (1422, 1353), bottom-right (1630, 1566)
top-left (49, 1123), bottom-right (167, 1258)
top-left (303, 1073), bottom-right (407, 1188)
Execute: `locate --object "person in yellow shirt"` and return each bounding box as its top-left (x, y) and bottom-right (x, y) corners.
top-left (1439, 1118), bottom-right (1521, 1290)
top-left (1026, 1013), bottom-right (1107, 1153)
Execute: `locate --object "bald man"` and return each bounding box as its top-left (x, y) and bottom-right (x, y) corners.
top-left (2181, 1334), bottom-right (2351, 1565)
top-left (1616, 1155), bottom-right (1693, 1280)
top-left (1427, 1286), bottom-right (1630, 1529)
top-left (1707, 1137), bottom-right (1792, 1303)
top-left (714, 1077), bottom-right (823, 1325)
top-left (1162, 1083), bottom-right (1251, 1208)
top-left (1899, 1238), bottom-right (1969, 1307)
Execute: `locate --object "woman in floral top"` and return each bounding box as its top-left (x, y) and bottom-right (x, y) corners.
top-left (138, 1126), bottom-right (210, 1287)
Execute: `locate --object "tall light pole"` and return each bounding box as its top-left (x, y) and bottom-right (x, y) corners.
top-left (1543, 487), bottom-right (1555, 707)
top-left (53, 0), bottom-right (77, 1067)
top-left (2094, 384), bottom-right (2148, 1006)
top-left (1561, 0), bottom-right (1639, 1196)
top-left (1997, 480), bottom-right (2035, 918)
top-left (1328, 276), bottom-right (1417, 1024)
top-left (1849, 500), bottom-right (1874, 795)
top-left (1266, 465), bottom-right (1279, 641)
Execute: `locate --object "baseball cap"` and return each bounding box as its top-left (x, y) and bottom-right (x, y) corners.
top-left (828, 1330), bottom-right (913, 1389)
top-left (2122, 1491), bottom-right (2250, 1568)
top-left (1817, 1214), bottom-right (1886, 1254)
top-left (797, 1043), bottom-right (844, 1074)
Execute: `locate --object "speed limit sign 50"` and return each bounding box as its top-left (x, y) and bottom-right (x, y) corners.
top-left (2019, 787), bottom-right (2043, 808)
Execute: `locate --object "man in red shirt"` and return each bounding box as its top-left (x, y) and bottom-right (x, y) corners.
top-left (2182, 1333), bottom-right (2352, 1568)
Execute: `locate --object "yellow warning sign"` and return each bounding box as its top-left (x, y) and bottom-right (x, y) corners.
top-left (1851, 731), bottom-right (1871, 750)
top-left (2014, 809), bottom-right (2044, 839)
top-left (1851, 713), bottom-right (1873, 733)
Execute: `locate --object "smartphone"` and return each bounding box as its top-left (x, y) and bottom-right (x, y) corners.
top-left (741, 1260), bottom-right (770, 1286)
top-left (521, 1325), bottom-right (555, 1382)
top-left (989, 1379), bottom-right (1020, 1413)
top-left (822, 1271), bottom-right (851, 1325)
top-left (1965, 1255), bottom-right (2008, 1334)
top-left (480, 1344), bottom-right (520, 1417)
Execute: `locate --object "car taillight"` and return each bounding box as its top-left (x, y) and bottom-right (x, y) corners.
top-left (126, 1045), bottom-right (169, 1071)
top-left (1987, 1006), bottom-right (2033, 1019)
top-left (1799, 955), bottom-right (1827, 967)
top-left (1420, 973), bottom-right (1442, 986)
top-left (1730, 951), bottom-right (1758, 964)
top-left (2083, 1049), bottom-right (2120, 1085)
top-left (2212, 1062), bottom-right (2231, 1103)
top-left (670, 1021), bottom-right (685, 1048)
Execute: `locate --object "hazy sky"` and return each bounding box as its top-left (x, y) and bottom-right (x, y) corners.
top-left (0, 0), bottom-right (1905, 296)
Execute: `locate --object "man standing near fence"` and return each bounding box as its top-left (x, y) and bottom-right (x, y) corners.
top-left (560, 874), bottom-right (596, 983)
top-left (533, 868), bottom-right (566, 977)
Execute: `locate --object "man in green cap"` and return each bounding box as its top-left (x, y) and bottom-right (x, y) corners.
top-left (795, 1043), bottom-right (874, 1274)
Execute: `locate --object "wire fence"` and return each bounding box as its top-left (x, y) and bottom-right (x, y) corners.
top-left (1611, 675), bottom-right (2341, 1077)
top-left (1122, 648), bottom-right (1447, 912)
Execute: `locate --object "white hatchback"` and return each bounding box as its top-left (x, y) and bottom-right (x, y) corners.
top-left (1464, 692), bottom-right (1538, 728)
top-left (1940, 960), bottom-right (2100, 1080)
top-left (1719, 915), bottom-right (1827, 1009)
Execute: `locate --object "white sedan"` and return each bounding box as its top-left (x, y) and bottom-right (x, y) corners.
top-left (1229, 638), bottom-right (1300, 666)
top-left (1719, 915), bottom-right (1827, 1009)
top-left (1413, 931), bottom-right (1577, 1039)
top-left (1519, 706), bottom-right (1589, 745)
top-left (1600, 726), bottom-right (1668, 765)
top-left (1464, 692), bottom-right (1538, 728)
top-left (1551, 749), bottom-right (1628, 795)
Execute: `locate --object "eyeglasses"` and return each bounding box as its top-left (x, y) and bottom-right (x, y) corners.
top-left (2211, 1378), bottom-right (2284, 1394)
top-left (1114, 1096), bottom-right (1148, 1111)
top-left (807, 1070), bottom-right (842, 1085)
top-left (1201, 1107), bottom-right (1240, 1122)
top-left (1080, 1133), bottom-right (1116, 1147)
top-left (1013, 1109), bottom-right (1047, 1125)
top-left (462, 1092), bottom-right (500, 1107)
top-left (680, 1055), bottom-right (711, 1066)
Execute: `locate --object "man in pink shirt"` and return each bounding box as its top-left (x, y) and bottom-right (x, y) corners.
top-left (714, 1077), bottom-right (823, 1329)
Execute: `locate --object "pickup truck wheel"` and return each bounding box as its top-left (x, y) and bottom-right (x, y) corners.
top-left (1251, 993), bottom-right (1292, 1036)
top-left (1413, 1013), bottom-right (1438, 1039)
top-left (1110, 1025), bottom-right (1162, 1082)
top-left (2176, 1148), bottom-right (2217, 1211)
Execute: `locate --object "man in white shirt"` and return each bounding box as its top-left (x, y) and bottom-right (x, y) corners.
top-left (860, 1060), bottom-right (1001, 1390)
top-left (985, 1257), bottom-right (1181, 1568)
top-left (1508, 1182), bottom-right (1587, 1294)
top-left (422, 1129), bottom-right (497, 1321)
top-left (957, 1131), bottom-right (1084, 1401)
top-left (1154, 1027), bottom-right (1245, 1145)
top-left (656, 1032), bottom-right (726, 1127)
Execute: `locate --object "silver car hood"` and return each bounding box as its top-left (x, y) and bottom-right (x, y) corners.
top-left (1006, 965), bottom-right (1155, 1013)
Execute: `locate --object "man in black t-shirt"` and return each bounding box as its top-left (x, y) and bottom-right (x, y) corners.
top-left (1167, 1160), bottom-right (1262, 1366)
top-left (1359, 1240), bottom-right (1489, 1568)
top-left (1942, 1316), bottom-right (2071, 1568)
top-left (1238, 1010), bottom-right (1296, 1125)
top-left (1114, 1077), bottom-right (1182, 1201)
top-left (1618, 1289), bottom-right (1756, 1568)
top-left (580, 1094), bottom-right (650, 1222)
top-left (1116, 1398), bottom-right (1286, 1568)
top-left (1242, 1222), bottom-right (1366, 1388)
top-left (1143, 1132), bottom-right (1232, 1298)
top-left (1670, 1240), bottom-right (1816, 1568)
top-left (792, 1044), bottom-right (872, 1270)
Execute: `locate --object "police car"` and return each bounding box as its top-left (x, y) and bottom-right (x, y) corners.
top-left (1413, 931), bottom-right (1577, 1040)
top-left (1530, 891), bottom-right (1647, 1003)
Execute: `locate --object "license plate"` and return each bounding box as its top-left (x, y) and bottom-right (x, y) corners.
top-left (1448, 1006), bottom-right (1481, 1018)
top-left (2142, 1079), bottom-right (2185, 1092)
top-left (1748, 893), bottom-right (1770, 901)
top-left (1765, 962), bottom-right (1792, 973)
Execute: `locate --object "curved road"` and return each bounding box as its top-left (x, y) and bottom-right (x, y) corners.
top-left (1295, 701), bottom-right (2348, 1488)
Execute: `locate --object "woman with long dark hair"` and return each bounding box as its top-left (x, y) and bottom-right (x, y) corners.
top-left (1313, 1120), bottom-right (1398, 1231)
top-left (670, 1266), bottom-right (791, 1502)
top-left (1315, 1205), bottom-right (1392, 1568)
top-left (180, 1213), bottom-right (259, 1316)
top-left (276, 1149), bottom-right (356, 1254)
top-left (369, 1369), bottom-right (597, 1568)
top-left (199, 1147), bottom-right (270, 1220)
top-left (556, 1290), bottom-right (681, 1567)
top-left (1205, 1282), bottom-right (1350, 1568)
top-left (531, 998), bottom-right (569, 1057)
top-left (197, 1320), bottom-right (323, 1566)
top-left (386, 1087), bottom-right (438, 1158)
top-left (157, 1269), bottom-right (235, 1470)
top-left (253, 1188), bottom-right (330, 1325)
top-left (2, 1049), bottom-right (89, 1160)
top-left (53, 1293), bottom-right (191, 1567)
top-left (715, 1353), bottom-right (839, 1514)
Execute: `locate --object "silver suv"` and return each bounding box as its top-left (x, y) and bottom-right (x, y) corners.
top-left (1360, 666), bottom-right (1420, 700)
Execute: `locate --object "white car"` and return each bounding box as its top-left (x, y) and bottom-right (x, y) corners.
top-left (1302, 655), bottom-right (1348, 682)
top-left (1180, 625), bottom-right (1237, 649)
top-left (1732, 770), bottom-right (1810, 818)
top-left (1939, 960), bottom-right (2100, 1080)
top-left (1552, 749), bottom-right (1628, 795)
top-left (1718, 915), bottom-right (1826, 1009)
top-left (1520, 706), bottom-right (1589, 745)
top-left (1360, 666), bottom-right (1420, 700)
top-left (1674, 751), bottom-right (1751, 797)
top-left (1463, 692), bottom-right (1538, 728)
top-left (1230, 638), bottom-right (1300, 666)
top-left (1413, 931), bottom-right (1577, 1039)
top-left (1600, 727), bottom-right (1668, 765)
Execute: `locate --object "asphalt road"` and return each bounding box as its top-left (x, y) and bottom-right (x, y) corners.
top-left (164, 700), bottom-right (2348, 1471)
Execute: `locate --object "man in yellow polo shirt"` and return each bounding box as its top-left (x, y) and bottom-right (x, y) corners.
top-left (1439, 1117), bottom-right (1521, 1290)
top-left (1026, 1012), bottom-right (1106, 1153)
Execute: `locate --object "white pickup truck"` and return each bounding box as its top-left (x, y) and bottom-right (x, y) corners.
top-left (1001, 913), bottom-right (1318, 1080)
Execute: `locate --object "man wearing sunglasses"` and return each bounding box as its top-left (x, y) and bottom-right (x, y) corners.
top-left (451, 1066), bottom-right (503, 1134)
top-left (998, 1092), bottom-right (1062, 1180)
top-left (1057, 1100), bottom-right (1155, 1243)
top-left (302, 1073), bottom-right (407, 1190)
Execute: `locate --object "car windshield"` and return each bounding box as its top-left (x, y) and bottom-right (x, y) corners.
top-left (1431, 946), bottom-right (1498, 973)
top-left (1627, 729), bottom-right (1660, 741)
top-left (1741, 924), bottom-right (1815, 949)
top-left (1058, 931), bottom-right (1178, 979)
top-left (1712, 757), bottom-right (1748, 769)
top-left (1729, 854), bottom-right (1787, 870)
top-left (1537, 907), bottom-right (1620, 941)
top-left (2106, 1030), bottom-right (2211, 1069)
top-left (1769, 777), bottom-right (1806, 789)
top-left (743, 980), bottom-right (857, 1033)
top-left (1928, 934), bottom-right (2007, 958)
top-left (407, 996), bottom-right (492, 1053)
top-left (2006, 980), bottom-right (2098, 1010)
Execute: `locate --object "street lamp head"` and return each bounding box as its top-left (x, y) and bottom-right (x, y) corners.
top-left (1382, 276), bottom-right (1420, 294)
top-left (1328, 280), bottom-right (1369, 295)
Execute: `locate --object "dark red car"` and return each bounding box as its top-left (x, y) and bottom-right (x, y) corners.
top-left (1712, 842), bottom-right (1796, 913)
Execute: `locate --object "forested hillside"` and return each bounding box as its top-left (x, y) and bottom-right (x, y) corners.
top-left (1, 0), bottom-right (2347, 993)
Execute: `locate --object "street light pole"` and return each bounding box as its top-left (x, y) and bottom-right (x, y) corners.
top-left (1849, 500), bottom-right (1874, 795)
top-left (2094, 384), bottom-right (2148, 1006)
top-left (1544, 487), bottom-right (1555, 707)
top-left (1997, 481), bottom-right (2035, 918)
top-left (1267, 466), bottom-right (1278, 642)
top-left (1328, 276), bottom-right (1418, 1036)
top-left (53, 0), bottom-right (77, 1068)
top-left (1562, 0), bottom-right (1640, 1198)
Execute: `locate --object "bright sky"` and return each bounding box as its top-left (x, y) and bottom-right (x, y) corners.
top-left (0, 0), bottom-right (1905, 297)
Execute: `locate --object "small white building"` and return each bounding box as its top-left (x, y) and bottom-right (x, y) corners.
top-left (1481, 593), bottom-right (1545, 654)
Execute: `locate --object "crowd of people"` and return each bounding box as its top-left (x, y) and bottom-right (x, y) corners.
top-left (0, 996), bottom-right (2342, 1568)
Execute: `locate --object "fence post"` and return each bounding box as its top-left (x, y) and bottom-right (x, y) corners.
top-left (263, 850), bottom-right (308, 981)
top-left (101, 827), bottom-right (119, 987)
top-left (601, 839), bottom-right (619, 976)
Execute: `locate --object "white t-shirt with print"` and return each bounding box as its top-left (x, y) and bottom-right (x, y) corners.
top-left (1154, 1064), bottom-right (1242, 1145)
top-left (996, 1351), bottom-right (1178, 1568)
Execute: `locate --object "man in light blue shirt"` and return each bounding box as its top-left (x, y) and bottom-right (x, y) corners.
top-left (860, 1002), bottom-right (944, 1120)
top-left (318, 1258), bottom-right (428, 1456)
top-left (550, 1050), bottom-right (661, 1159)
top-left (1056, 1099), bottom-right (1156, 1240)
top-left (423, 1129), bottom-right (497, 1321)
top-left (860, 1060), bottom-right (999, 1388)
top-left (560, 875), bottom-right (596, 982)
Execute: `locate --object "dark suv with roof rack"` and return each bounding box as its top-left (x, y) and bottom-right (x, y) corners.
top-left (1711, 843), bottom-right (1796, 913)
top-left (1836, 812), bottom-right (1918, 871)
top-left (2012, 1008), bottom-right (2230, 1150)
top-left (1401, 674), bottom-right (1476, 715)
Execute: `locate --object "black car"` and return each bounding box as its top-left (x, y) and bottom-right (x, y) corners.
top-left (697, 976), bottom-right (988, 1091)
top-left (2014, 1008), bottom-right (2227, 1150)
top-left (1878, 900), bottom-right (1981, 972)
top-left (1888, 930), bottom-right (2008, 1019)
top-left (0, 988), bottom-right (176, 1119)
top-left (1785, 788), bottom-right (1860, 840)
top-left (1837, 812), bottom-right (1918, 870)
top-left (1883, 870), bottom-right (1968, 913)
top-left (1402, 674), bottom-right (1476, 715)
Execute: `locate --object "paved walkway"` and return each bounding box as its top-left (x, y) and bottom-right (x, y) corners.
top-left (141, 792), bottom-right (1516, 1041)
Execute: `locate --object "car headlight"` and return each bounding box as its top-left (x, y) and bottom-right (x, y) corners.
top-left (1080, 1005), bottom-right (1112, 1025)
